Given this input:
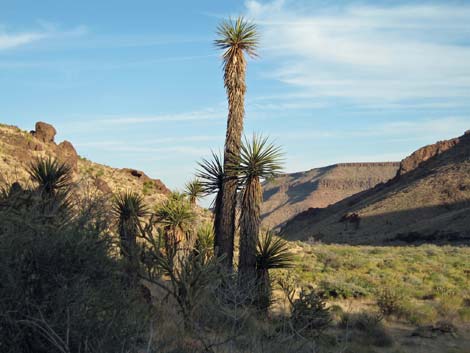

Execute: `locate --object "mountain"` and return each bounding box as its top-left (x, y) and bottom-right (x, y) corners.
top-left (280, 131), bottom-right (470, 244)
top-left (261, 162), bottom-right (400, 230)
top-left (0, 122), bottom-right (170, 204)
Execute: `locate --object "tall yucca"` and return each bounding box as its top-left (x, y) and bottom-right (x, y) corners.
top-left (113, 191), bottom-right (148, 281)
top-left (214, 16), bottom-right (259, 269)
top-left (236, 135), bottom-right (283, 284)
top-left (184, 179), bottom-right (204, 206)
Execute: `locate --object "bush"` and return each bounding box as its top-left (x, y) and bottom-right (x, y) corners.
top-left (339, 312), bottom-right (393, 347)
top-left (291, 287), bottom-right (331, 336)
top-left (0, 191), bottom-right (150, 353)
top-left (376, 287), bottom-right (404, 317)
top-left (318, 279), bottom-right (369, 299)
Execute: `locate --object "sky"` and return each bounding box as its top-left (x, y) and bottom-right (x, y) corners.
top-left (1, 0), bottom-right (470, 197)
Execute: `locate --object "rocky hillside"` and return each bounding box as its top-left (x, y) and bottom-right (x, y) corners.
top-left (0, 122), bottom-right (170, 205)
top-left (261, 162), bottom-right (399, 230)
top-left (280, 131), bottom-right (470, 245)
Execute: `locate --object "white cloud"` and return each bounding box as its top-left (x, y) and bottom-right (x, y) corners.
top-left (0, 32), bottom-right (46, 50)
top-left (245, 1), bottom-right (470, 103)
top-left (95, 108), bottom-right (224, 124)
top-left (0, 24), bottom-right (88, 51)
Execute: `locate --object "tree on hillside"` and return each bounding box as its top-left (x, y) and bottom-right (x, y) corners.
top-left (185, 178), bottom-right (204, 206)
top-left (113, 191), bottom-right (148, 283)
top-left (214, 16), bottom-right (259, 269)
top-left (236, 135), bottom-right (283, 284)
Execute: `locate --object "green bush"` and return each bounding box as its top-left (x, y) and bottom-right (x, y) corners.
top-left (376, 287), bottom-right (404, 317)
top-left (0, 189), bottom-right (150, 353)
top-left (291, 287), bottom-right (331, 336)
top-left (318, 279), bottom-right (369, 299)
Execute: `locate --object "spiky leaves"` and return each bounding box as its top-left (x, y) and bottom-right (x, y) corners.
top-left (196, 151), bottom-right (224, 255)
top-left (237, 135), bottom-right (283, 285)
top-left (185, 179), bottom-right (204, 205)
top-left (28, 157), bottom-right (72, 197)
top-left (113, 191), bottom-right (148, 282)
top-left (256, 231), bottom-right (293, 311)
top-left (214, 17), bottom-right (259, 269)
top-left (27, 157), bottom-right (73, 220)
top-left (155, 194), bottom-right (196, 260)
top-left (215, 16), bottom-right (258, 65)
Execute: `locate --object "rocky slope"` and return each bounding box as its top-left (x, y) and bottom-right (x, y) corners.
top-left (280, 131), bottom-right (470, 244)
top-left (261, 162), bottom-right (399, 230)
top-left (0, 122), bottom-right (170, 205)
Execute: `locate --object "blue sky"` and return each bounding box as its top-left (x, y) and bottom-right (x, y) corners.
top-left (1, 0), bottom-right (469, 195)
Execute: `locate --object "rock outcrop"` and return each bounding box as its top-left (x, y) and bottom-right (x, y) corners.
top-left (57, 140), bottom-right (79, 171)
top-left (0, 122), bottom-right (170, 205)
top-left (31, 122), bottom-right (56, 143)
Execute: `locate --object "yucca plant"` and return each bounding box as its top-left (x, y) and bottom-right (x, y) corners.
top-left (194, 222), bottom-right (215, 262)
top-left (155, 194), bottom-right (196, 261)
top-left (27, 157), bottom-right (73, 220)
top-left (236, 135), bottom-right (283, 284)
top-left (27, 157), bottom-right (72, 197)
top-left (256, 232), bottom-right (293, 311)
top-left (214, 16), bottom-right (259, 270)
top-left (184, 178), bottom-right (204, 206)
top-left (113, 191), bottom-right (148, 282)
top-left (196, 151), bottom-right (224, 253)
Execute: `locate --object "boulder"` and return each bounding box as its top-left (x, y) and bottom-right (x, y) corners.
top-left (32, 122), bottom-right (56, 144)
top-left (94, 177), bottom-right (112, 194)
top-left (57, 140), bottom-right (78, 171)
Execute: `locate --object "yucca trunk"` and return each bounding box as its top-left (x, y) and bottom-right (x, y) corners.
top-left (216, 50), bottom-right (247, 269)
top-left (238, 177), bottom-right (261, 284)
top-left (119, 220), bottom-right (139, 285)
top-left (256, 268), bottom-right (271, 312)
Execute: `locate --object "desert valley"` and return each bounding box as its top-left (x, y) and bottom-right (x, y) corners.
top-left (1, 2), bottom-right (469, 353)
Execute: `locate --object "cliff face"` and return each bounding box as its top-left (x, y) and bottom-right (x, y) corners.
top-left (280, 131), bottom-right (470, 245)
top-left (0, 122), bottom-right (170, 205)
top-left (261, 162), bottom-right (399, 230)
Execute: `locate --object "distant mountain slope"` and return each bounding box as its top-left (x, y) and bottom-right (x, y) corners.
top-left (280, 131), bottom-right (470, 245)
top-left (0, 122), bottom-right (170, 205)
top-left (261, 162), bottom-right (399, 230)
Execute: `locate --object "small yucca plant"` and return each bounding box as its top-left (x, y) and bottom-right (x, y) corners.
top-left (113, 191), bottom-right (148, 281)
top-left (184, 178), bottom-right (204, 205)
top-left (256, 231), bottom-right (293, 311)
top-left (155, 195), bottom-right (196, 259)
top-left (28, 157), bottom-right (72, 197)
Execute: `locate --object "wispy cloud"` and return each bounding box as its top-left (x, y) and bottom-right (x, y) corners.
top-left (275, 116), bottom-right (469, 141)
top-left (245, 1), bottom-right (470, 103)
top-left (94, 108), bottom-right (225, 125)
top-left (0, 23), bottom-right (88, 51)
top-left (0, 32), bottom-right (46, 50)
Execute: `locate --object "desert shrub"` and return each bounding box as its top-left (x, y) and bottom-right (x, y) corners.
top-left (400, 301), bottom-right (438, 325)
top-left (0, 192), bottom-right (150, 353)
top-left (376, 287), bottom-right (405, 317)
top-left (339, 312), bottom-right (392, 347)
top-left (318, 279), bottom-right (369, 299)
top-left (291, 287), bottom-right (331, 337)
